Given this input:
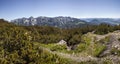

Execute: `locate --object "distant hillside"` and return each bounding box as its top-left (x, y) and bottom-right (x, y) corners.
top-left (0, 19), bottom-right (14, 26)
top-left (11, 16), bottom-right (88, 28)
top-left (81, 18), bottom-right (120, 25)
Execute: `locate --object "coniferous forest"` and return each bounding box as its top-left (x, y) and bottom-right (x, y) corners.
top-left (0, 19), bottom-right (120, 64)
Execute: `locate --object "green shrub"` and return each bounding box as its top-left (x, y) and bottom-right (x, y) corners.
top-left (74, 43), bottom-right (87, 53)
top-left (50, 45), bottom-right (67, 52)
top-left (92, 43), bottom-right (106, 57)
top-left (81, 35), bottom-right (92, 45)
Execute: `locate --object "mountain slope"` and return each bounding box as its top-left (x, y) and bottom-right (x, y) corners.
top-left (11, 17), bottom-right (120, 28)
top-left (81, 18), bottom-right (120, 25)
top-left (11, 16), bottom-right (88, 28)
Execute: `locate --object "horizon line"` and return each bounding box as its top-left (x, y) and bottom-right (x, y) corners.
top-left (1, 16), bottom-right (120, 21)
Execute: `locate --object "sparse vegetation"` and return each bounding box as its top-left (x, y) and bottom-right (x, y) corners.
top-left (111, 48), bottom-right (120, 56)
top-left (92, 43), bottom-right (106, 57)
top-left (102, 59), bottom-right (112, 64)
top-left (75, 43), bottom-right (87, 53)
top-left (99, 36), bottom-right (110, 44)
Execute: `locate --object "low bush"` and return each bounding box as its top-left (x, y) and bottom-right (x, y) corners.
top-left (92, 43), bottom-right (106, 57)
top-left (111, 48), bottom-right (120, 56)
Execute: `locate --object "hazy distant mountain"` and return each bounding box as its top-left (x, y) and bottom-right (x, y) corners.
top-left (11, 17), bottom-right (120, 28)
top-left (81, 18), bottom-right (120, 25)
top-left (11, 16), bottom-right (88, 28)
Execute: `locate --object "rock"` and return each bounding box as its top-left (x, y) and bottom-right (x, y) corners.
top-left (67, 46), bottom-right (72, 51)
top-left (57, 40), bottom-right (67, 45)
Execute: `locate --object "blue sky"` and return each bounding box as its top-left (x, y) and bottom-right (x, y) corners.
top-left (0, 0), bottom-right (120, 20)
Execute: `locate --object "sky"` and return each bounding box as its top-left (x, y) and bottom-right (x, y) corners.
top-left (0, 0), bottom-right (120, 21)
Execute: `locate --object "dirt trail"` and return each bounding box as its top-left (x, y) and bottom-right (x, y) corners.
top-left (54, 52), bottom-right (98, 62)
top-left (98, 31), bottom-right (120, 56)
top-left (39, 46), bottom-right (98, 62)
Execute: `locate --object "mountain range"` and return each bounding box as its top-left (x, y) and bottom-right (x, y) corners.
top-left (11, 16), bottom-right (120, 28)
top-left (82, 18), bottom-right (120, 25)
